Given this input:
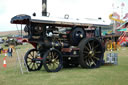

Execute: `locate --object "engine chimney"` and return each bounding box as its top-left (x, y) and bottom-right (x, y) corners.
top-left (42, 0), bottom-right (47, 16)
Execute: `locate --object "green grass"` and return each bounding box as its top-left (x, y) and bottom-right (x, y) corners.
top-left (0, 44), bottom-right (128, 85)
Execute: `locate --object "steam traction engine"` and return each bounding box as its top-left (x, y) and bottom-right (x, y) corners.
top-left (11, 15), bottom-right (106, 72)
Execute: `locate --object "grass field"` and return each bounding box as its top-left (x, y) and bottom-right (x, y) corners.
top-left (0, 44), bottom-right (128, 85)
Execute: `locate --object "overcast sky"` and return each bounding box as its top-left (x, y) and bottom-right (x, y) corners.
top-left (0, 0), bottom-right (128, 32)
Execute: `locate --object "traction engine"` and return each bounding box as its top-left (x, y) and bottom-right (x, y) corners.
top-left (11, 15), bottom-right (105, 72)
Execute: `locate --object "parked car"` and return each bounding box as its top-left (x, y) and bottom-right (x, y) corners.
top-left (0, 38), bottom-right (4, 44)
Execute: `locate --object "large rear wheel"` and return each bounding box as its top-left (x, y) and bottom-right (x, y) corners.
top-left (79, 38), bottom-right (104, 68)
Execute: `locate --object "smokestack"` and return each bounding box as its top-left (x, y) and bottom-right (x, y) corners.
top-left (42, 0), bottom-right (47, 16)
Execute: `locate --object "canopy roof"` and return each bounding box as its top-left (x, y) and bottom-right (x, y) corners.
top-left (11, 14), bottom-right (110, 28)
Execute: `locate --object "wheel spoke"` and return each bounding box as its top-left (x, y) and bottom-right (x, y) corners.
top-left (33, 63), bottom-right (36, 70)
top-left (83, 55), bottom-right (88, 60)
top-left (53, 52), bottom-right (57, 58)
top-left (28, 56), bottom-right (33, 59)
top-left (35, 63), bottom-right (38, 69)
top-left (84, 45), bottom-right (90, 51)
top-left (31, 63), bottom-right (35, 70)
top-left (83, 51), bottom-right (89, 54)
top-left (85, 59), bottom-right (89, 66)
top-left (47, 63), bottom-right (51, 69)
top-left (48, 52), bottom-right (51, 56)
top-left (51, 52), bottom-right (54, 59)
top-left (55, 55), bottom-right (59, 60)
top-left (52, 63), bottom-right (55, 69)
top-left (30, 53), bottom-right (34, 58)
top-left (92, 56), bottom-right (100, 60)
top-left (53, 52), bottom-right (57, 56)
top-left (86, 58), bottom-right (92, 67)
top-left (91, 47), bottom-right (94, 51)
top-left (90, 57), bottom-right (96, 66)
top-left (88, 42), bottom-right (92, 50)
top-left (31, 51), bottom-right (34, 58)
top-left (36, 63), bottom-right (40, 67)
top-left (47, 55), bottom-right (52, 61)
top-left (28, 62), bottom-right (32, 66)
top-left (28, 57), bottom-right (33, 60)
top-left (55, 62), bottom-right (59, 68)
top-left (91, 40), bottom-right (95, 47)
top-left (94, 44), bottom-right (99, 49)
top-left (87, 58), bottom-right (92, 67)
top-left (27, 57), bottom-right (32, 60)
top-left (48, 63), bottom-right (53, 70)
top-left (55, 61), bottom-right (59, 65)
top-left (95, 51), bottom-right (102, 53)
top-left (30, 63), bottom-right (34, 69)
top-left (34, 63), bottom-right (37, 69)
top-left (33, 51), bottom-right (35, 57)
top-left (27, 60), bottom-right (32, 62)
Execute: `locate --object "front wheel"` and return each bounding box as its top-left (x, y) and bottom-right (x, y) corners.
top-left (24, 49), bottom-right (43, 71)
top-left (43, 48), bottom-right (63, 72)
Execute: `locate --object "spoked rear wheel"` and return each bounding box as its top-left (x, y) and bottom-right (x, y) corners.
top-left (43, 48), bottom-right (63, 72)
top-left (24, 49), bottom-right (43, 71)
top-left (79, 38), bottom-right (104, 68)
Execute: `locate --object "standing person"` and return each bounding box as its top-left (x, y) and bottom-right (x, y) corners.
top-left (7, 46), bottom-right (13, 57)
top-left (0, 45), bottom-right (3, 54)
top-left (0, 45), bottom-right (2, 54)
